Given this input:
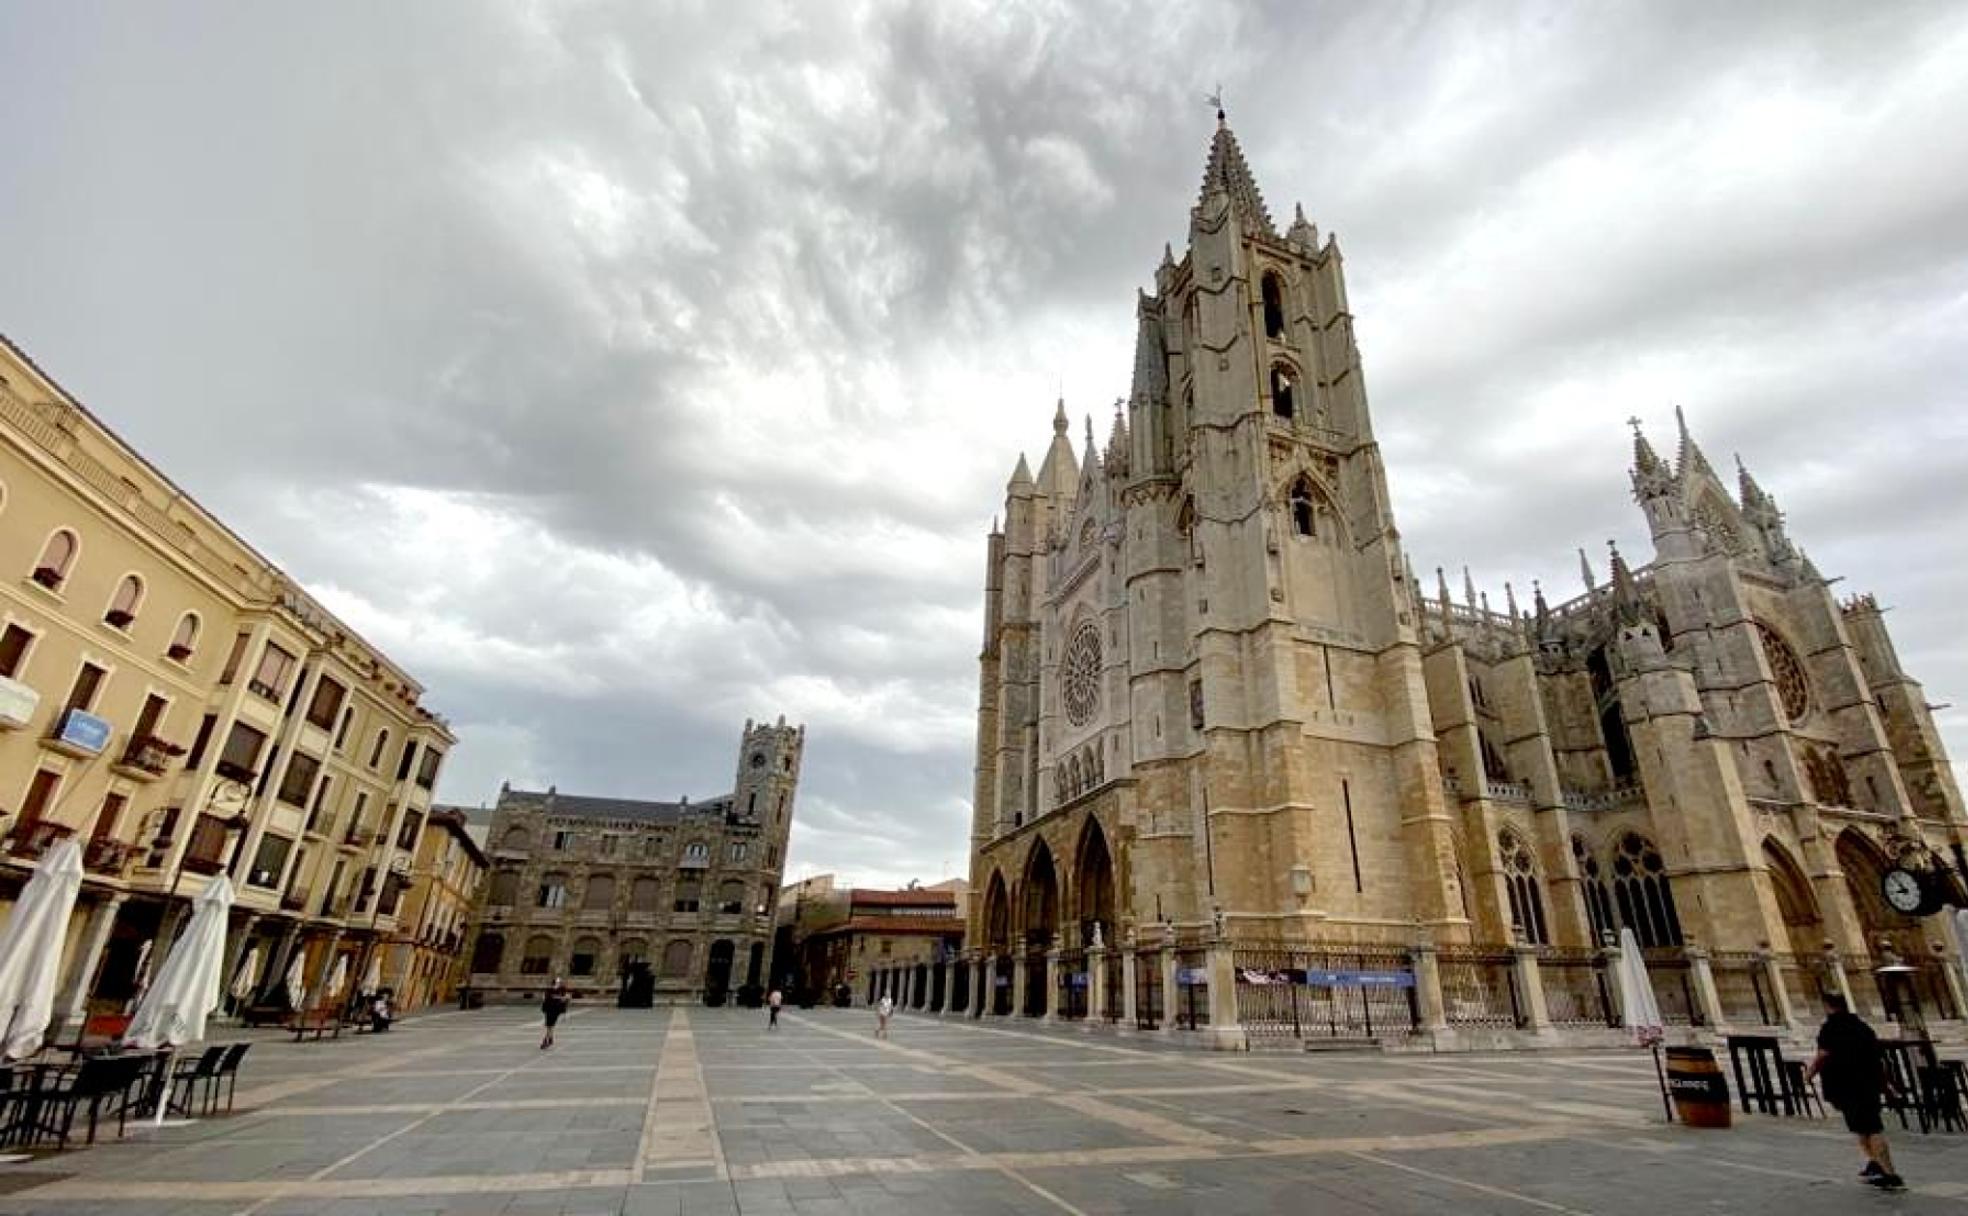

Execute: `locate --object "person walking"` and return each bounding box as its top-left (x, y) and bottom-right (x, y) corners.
top-left (1804, 992), bottom-right (1904, 1191)
top-left (767, 987), bottom-right (783, 1029)
top-left (876, 992), bottom-right (894, 1040)
top-left (540, 978), bottom-right (570, 1050)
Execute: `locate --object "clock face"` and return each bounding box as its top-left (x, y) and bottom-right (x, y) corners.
top-left (1882, 868), bottom-right (1926, 915)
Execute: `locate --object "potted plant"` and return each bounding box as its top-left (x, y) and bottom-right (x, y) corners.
top-left (30, 566), bottom-right (62, 590)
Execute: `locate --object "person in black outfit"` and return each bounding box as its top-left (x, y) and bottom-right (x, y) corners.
top-left (540, 978), bottom-right (570, 1050)
top-left (1804, 992), bottom-right (1903, 1191)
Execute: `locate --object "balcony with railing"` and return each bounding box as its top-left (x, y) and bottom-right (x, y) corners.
top-left (6, 819), bottom-right (75, 861)
top-left (82, 836), bottom-right (136, 877)
top-left (112, 736), bottom-right (184, 783)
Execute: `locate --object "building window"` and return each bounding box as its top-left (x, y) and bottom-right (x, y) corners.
top-left (63, 661), bottom-right (107, 716)
top-left (249, 643), bottom-right (296, 702)
top-left (537, 875), bottom-right (569, 909)
top-left (218, 632), bottom-right (250, 686)
top-left (471, 934), bottom-right (505, 974)
top-left (584, 874), bottom-right (615, 912)
top-left (333, 706), bottom-right (353, 752)
top-left (673, 873), bottom-right (701, 913)
top-left (0, 623), bottom-right (33, 679)
top-left (415, 748), bottom-right (442, 790)
top-left (880, 939), bottom-right (892, 956)
top-left (488, 869), bottom-right (519, 906)
top-left (248, 834), bottom-right (294, 889)
top-left (1610, 832), bottom-right (1682, 949)
top-left (184, 713), bottom-right (217, 771)
top-left (306, 678), bottom-right (346, 730)
top-left (727, 840), bottom-right (748, 864)
top-left (570, 937), bottom-right (600, 977)
top-left (1499, 830), bottom-right (1548, 945)
top-left (306, 775), bottom-right (333, 834)
top-left (103, 575), bottom-right (143, 629)
top-left (1261, 271), bottom-right (1286, 339)
top-left (552, 829), bottom-right (575, 852)
top-left (17, 769), bottom-right (60, 828)
top-left (661, 940), bottom-right (692, 977)
top-left (1270, 364), bottom-right (1297, 420)
top-left (368, 729), bottom-right (390, 769)
top-left (520, 935), bottom-right (554, 976)
top-left (30, 530), bottom-right (78, 590)
top-left (681, 841), bottom-right (709, 867)
top-left (276, 752), bottom-right (320, 807)
top-left (716, 880), bottom-right (745, 915)
top-left (500, 825), bottom-right (531, 852)
top-left (90, 790), bottom-right (128, 842)
top-left (217, 721), bottom-right (268, 783)
top-left (167, 613), bottom-right (200, 662)
top-left (631, 876), bottom-right (660, 911)
top-left (1289, 478), bottom-right (1316, 538)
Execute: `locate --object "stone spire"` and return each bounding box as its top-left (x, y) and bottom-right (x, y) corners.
top-left (1674, 404), bottom-right (1715, 481)
top-left (1737, 454), bottom-right (1773, 515)
top-left (1504, 581), bottom-right (1520, 620)
top-left (1130, 291), bottom-right (1168, 406)
top-left (1578, 547), bottom-right (1598, 593)
top-left (1198, 111), bottom-right (1276, 236)
top-left (1287, 202), bottom-right (1319, 248)
top-left (1609, 540), bottom-right (1644, 625)
top-left (1008, 453), bottom-right (1034, 494)
top-left (1463, 566), bottom-right (1478, 610)
top-left (1436, 566), bottom-right (1453, 620)
top-left (1035, 398), bottom-right (1079, 500)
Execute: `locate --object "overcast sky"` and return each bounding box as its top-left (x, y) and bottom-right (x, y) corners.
top-left (3, 2), bottom-right (1965, 889)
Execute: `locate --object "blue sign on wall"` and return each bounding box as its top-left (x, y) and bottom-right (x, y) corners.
top-left (1300, 968), bottom-right (1414, 989)
top-left (1068, 972), bottom-right (1089, 989)
top-left (1177, 967), bottom-right (1208, 985)
top-left (55, 708), bottom-right (111, 755)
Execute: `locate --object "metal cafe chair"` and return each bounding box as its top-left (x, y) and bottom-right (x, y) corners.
top-left (209, 1043), bottom-right (253, 1115)
top-left (166, 1045), bottom-right (229, 1119)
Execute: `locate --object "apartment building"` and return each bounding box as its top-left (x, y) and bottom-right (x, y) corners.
top-left (0, 334), bottom-right (454, 1027)
top-left (384, 806), bottom-right (487, 1012)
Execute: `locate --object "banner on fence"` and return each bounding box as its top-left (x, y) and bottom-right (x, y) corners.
top-left (1298, 968), bottom-right (1414, 989)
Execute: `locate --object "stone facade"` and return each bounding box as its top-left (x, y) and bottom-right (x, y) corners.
top-left (965, 116), bottom-right (1968, 1038)
top-left (381, 806), bottom-right (487, 1012)
top-left (781, 879), bottom-right (965, 1005)
top-left (466, 717), bottom-right (802, 1005)
top-left (0, 333), bottom-right (454, 1033)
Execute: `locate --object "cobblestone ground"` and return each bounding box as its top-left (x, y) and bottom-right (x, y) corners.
top-left (1, 1004), bottom-right (1965, 1214)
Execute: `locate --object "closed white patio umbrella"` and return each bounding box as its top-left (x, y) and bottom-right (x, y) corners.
top-left (0, 838), bottom-right (85, 1059)
top-left (228, 945), bottom-right (261, 1006)
top-left (1615, 927), bottom-right (1671, 1118)
top-left (360, 953), bottom-right (381, 996)
top-left (282, 951), bottom-right (307, 1012)
top-left (126, 874), bottom-right (234, 1052)
top-left (322, 955), bottom-right (348, 1008)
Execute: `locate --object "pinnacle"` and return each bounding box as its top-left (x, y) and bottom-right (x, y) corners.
top-left (1198, 119), bottom-right (1276, 235)
top-left (1052, 397), bottom-right (1069, 435)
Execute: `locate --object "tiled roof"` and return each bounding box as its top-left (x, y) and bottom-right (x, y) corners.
top-left (850, 888), bottom-right (956, 908)
top-left (498, 788), bottom-right (733, 825)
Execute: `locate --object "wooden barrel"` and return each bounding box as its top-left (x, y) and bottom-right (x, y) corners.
top-left (1664, 1045), bottom-right (1732, 1128)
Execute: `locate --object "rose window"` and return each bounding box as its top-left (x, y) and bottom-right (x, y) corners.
top-left (1062, 622), bottom-right (1102, 726)
top-left (1756, 623), bottom-right (1810, 722)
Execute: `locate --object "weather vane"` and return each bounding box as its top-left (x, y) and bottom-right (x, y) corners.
top-left (1205, 85), bottom-right (1224, 121)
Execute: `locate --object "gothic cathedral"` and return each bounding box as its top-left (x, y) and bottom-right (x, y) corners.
top-left (966, 115), bottom-right (1968, 1022)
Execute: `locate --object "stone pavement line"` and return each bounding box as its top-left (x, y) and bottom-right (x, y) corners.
top-left (1346, 1149), bottom-right (1595, 1215)
top-left (256, 1095), bottom-right (648, 1117)
top-left (635, 1006), bottom-right (726, 1181)
top-left (1047, 1092), bottom-right (1233, 1147)
top-left (781, 1013), bottom-right (1092, 1216)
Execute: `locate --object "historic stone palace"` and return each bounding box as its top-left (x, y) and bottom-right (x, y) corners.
top-left (466, 717), bottom-right (802, 1005)
top-left (952, 115), bottom-right (1968, 1047)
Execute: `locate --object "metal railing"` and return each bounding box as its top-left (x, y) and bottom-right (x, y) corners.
top-left (1538, 949), bottom-right (1618, 1027)
top-left (1710, 952), bottom-right (1776, 1026)
top-left (1134, 947), bottom-right (1162, 1030)
top-left (1101, 950), bottom-right (1123, 1023)
top-left (1439, 947), bottom-right (1524, 1028)
top-left (1643, 949), bottom-right (1702, 1026)
top-left (1231, 941), bottom-right (1416, 1040)
top-left (1056, 948), bottom-right (1086, 1020)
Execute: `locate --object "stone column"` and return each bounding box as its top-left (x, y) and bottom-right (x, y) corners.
top-left (1119, 943), bottom-right (1138, 1034)
top-left (1759, 949), bottom-right (1796, 1030)
top-left (1011, 952), bottom-right (1028, 1018)
top-left (1087, 946), bottom-right (1108, 1029)
top-left (974, 956), bottom-right (989, 1017)
top-left (55, 894), bottom-right (126, 1032)
top-left (1203, 938), bottom-right (1246, 1050)
top-left (1041, 948), bottom-right (1061, 1024)
top-left (1411, 941), bottom-right (1449, 1034)
top-left (1687, 946), bottom-right (1725, 1031)
top-left (1159, 945), bottom-right (1180, 1036)
top-left (1510, 943), bottom-right (1553, 1033)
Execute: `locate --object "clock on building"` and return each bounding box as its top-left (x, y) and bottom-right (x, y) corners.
top-left (1882, 866), bottom-right (1929, 916)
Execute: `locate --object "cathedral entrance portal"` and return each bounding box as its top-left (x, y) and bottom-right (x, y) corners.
top-left (1074, 818), bottom-right (1116, 947)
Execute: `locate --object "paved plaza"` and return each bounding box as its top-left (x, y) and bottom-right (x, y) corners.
top-left (1, 1006), bottom-right (1966, 1214)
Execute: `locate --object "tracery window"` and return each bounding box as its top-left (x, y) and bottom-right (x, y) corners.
top-left (1574, 836), bottom-right (1618, 945)
top-left (1692, 497), bottom-right (1743, 556)
top-left (1062, 621), bottom-right (1102, 727)
top-left (1755, 623), bottom-right (1810, 722)
top-left (1261, 272), bottom-right (1286, 339)
top-left (1499, 830), bottom-right (1548, 945)
top-left (1610, 832), bottom-right (1682, 948)
top-left (1288, 478), bottom-right (1315, 537)
top-left (1270, 364), bottom-right (1297, 420)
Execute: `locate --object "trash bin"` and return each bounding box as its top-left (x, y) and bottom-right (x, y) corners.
top-left (1664, 1045), bottom-right (1732, 1128)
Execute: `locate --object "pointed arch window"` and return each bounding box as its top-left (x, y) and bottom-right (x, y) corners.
top-left (1610, 832), bottom-right (1682, 948)
top-left (1270, 364), bottom-right (1297, 420)
top-left (104, 574), bottom-right (144, 629)
top-left (1261, 271), bottom-right (1286, 339)
top-left (1574, 836), bottom-right (1618, 945)
top-left (168, 612), bottom-right (200, 662)
top-left (1288, 478), bottom-right (1316, 537)
top-left (1499, 830), bottom-right (1548, 945)
top-left (32, 530), bottom-right (78, 590)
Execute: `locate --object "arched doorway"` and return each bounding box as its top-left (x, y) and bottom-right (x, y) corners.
top-left (1763, 839), bottom-right (1824, 960)
top-left (1074, 818), bottom-right (1116, 947)
top-left (1021, 843), bottom-right (1059, 1016)
top-left (704, 939), bottom-right (735, 1006)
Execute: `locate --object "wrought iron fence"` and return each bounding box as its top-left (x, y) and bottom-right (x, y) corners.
top-left (1709, 952), bottom-right (1776, 1026)
top-left (992, 955), bottom-right (1014, 1016)
top-left (1642, 949), bottom-right (1702, 1026)
top-left (951, 960), bottom-right (970, 1014)
top-left (1057, 948), bottom-right (1087, 1020)
top-left (1778, 953), bottom-right (1829, 1016)
top-left (1101, 950), bottom-right (1123, 1023)
top-left (1538, 948), bottom-right (1618, 1027)
top-left (1135, 947), bottom-right (1163, 1030)
top-left (1438, 947), bottom-right (1523, 1028)
top-left (1023, 952), bottom-right (1047, 1017)
top-left (1230, 941), bottom-right (1417, 1040)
